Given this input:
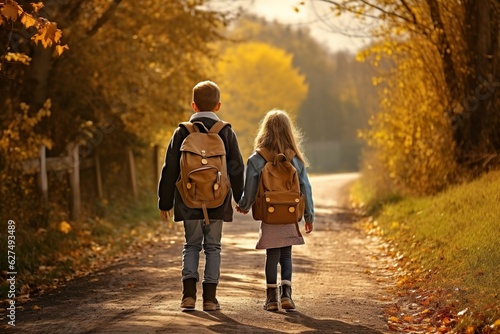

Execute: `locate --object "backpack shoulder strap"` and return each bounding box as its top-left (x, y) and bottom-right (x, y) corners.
top-left (179, 122), bottom-right (197, 134)
top-left (256, 147), bottom-right (273, 163)
top-left (209, 121), bottom-right (230, 134)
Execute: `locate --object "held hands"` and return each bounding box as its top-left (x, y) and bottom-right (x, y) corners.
top-left (235, 205), bottom-right (249, 214)
top-left (160, 210), bottom-right (172, 221)
top-left (305, 222), bottom-right (313, 234)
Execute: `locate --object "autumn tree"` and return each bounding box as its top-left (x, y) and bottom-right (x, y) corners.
top-left (223, 15), bottom-right (378, 170)
top-left (215, 41), bottom-right (308, 159)
top-left (1, 0), bottom-right (231, 226)
top-left (308, 0), bottom-right (500, 193)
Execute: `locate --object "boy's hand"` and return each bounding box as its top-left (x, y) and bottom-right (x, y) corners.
top-left (235, 205), bottom-right (249, 214)
top-left (305, 222), bottom-right (313, 234)
top-left (160, 210), bottom-right (172, 221)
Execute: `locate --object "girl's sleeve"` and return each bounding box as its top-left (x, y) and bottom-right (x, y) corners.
top-left (238, 158), bottom-right (260, 211)
top-left (295, 159), bottom-right (314, 223)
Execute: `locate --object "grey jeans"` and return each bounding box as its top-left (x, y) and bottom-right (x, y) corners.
top-left (182, 219), bottom-right (223, 284)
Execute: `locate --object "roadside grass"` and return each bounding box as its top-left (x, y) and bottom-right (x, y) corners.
top-left (353, 170), bottom-right (500, 332)
top-left (0, 195), bottom-right (180, 299)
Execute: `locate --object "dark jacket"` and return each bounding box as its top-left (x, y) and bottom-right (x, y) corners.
top-left (158, 112), bottom-right (244, 222)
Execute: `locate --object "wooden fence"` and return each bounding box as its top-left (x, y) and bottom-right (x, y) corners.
top-left (20, 143), bottom-right (159, 221)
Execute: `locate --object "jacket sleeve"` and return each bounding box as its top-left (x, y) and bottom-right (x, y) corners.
top-left (293, 157), bottom-right (315, 223)
top-left (158, 127), bottom-right (185, 211)
top-left (225, 127), bottom-right (245, 203)
top-left (238, 156), bottom-right (261, 211)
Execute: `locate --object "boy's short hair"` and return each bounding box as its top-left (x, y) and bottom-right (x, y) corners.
top-left (192, 80), bottom-right (220, 111)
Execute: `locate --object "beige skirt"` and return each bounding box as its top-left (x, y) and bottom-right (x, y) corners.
top-left (255, 222), bottom-right (305, 249)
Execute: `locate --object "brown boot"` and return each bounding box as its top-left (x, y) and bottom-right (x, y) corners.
top-left (280, 284), bottom-right (296, 311)
top-left (264, 287), bottom-right (278, 312)
top-left (202, 283), bottom-right (220, 311)
top-left (180, 278), bottom-right (196, 310)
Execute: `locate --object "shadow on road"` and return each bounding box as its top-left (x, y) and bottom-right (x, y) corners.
top-left (284, 311), bottom-right (384, 334)
top-left (177, 309), bottom-right (383, 334)
top-left (181, 310), bottom-right (285, 333)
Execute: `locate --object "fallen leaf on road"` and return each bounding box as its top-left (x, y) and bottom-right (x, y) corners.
top-left (403, 315), bottom-right (415, 323)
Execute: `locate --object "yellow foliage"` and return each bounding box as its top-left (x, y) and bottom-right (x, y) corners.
top-left (1, 3), bottom-right (20, 21)
top-left (31, 2), bottom-right (44, 12)
top-left (1, 0), bottom-right (66, 55)
top-left (59, 221), bottom-right (72, 234)
top-left (360, 36), bottom-right (457, 195)
top-left (216, 42), bottom-right (308, 158)
top-left (0, 99), bottom-right (53, 164)
top-left (4, 52), bottom-right (32, 65)
top-left (32, 22), bottom-right (61, 48)
top-left (20, 12), bottom-right (38, 29)
top-left (55, 44), bottom-right (69, 56)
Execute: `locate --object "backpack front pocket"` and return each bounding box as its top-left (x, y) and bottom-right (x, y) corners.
top-left (187, 165), bottom-right (221, 201)
top-left (262, 191), bottom-right (302, 224)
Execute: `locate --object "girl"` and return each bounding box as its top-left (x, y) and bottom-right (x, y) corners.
top-left (236, 109), bottom-right (314, 312)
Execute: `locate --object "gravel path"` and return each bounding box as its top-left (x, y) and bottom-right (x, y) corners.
top-left (7, 173), bottom-right (393, 334)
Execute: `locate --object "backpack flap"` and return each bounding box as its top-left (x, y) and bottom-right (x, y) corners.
top-left (180, 133), bottom-right (227, 157)
top-left (261, 191), bottom-right (303, 224)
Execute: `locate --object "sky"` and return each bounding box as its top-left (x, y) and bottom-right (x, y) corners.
top-left (241, 0), bottom-right (373, 54)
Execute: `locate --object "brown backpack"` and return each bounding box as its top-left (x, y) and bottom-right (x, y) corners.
top-left (252, 147), bottom-right (305, 225)
top-left (176, 121), bottom-right (230, 224)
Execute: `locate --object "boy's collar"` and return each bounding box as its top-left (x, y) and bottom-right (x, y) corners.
top-left (190, 111), bottom-right (220, 122)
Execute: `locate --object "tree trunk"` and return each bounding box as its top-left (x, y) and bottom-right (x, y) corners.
top-left (425, 0), bottom-right (461, 103)
top-left (461, 0), bottom-right (500, 165)
top-left (22, 45), bottom-right (53, 112)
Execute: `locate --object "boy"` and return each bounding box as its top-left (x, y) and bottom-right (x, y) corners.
top-left (158, 80), bottom-right (244, 311)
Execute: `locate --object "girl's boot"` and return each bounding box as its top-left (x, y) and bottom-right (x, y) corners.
top-left (264, 286), bottom-right (278, 311)
top-left (280, 283), bottom-right (296, 311)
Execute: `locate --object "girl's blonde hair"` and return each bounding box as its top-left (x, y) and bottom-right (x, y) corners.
top-left (254, 109), bottom-right (308, 166)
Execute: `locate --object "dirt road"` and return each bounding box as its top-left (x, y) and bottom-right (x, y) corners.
top-left (8, 173), bottom-right (393, 333)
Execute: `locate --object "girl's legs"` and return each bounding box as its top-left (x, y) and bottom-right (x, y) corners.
top-left (264, 248), bottom-right (280, 311)
top-left (265, 248), bottom-right (281, 286)
top-left (279, 246), bottom-right (292, 285)
top-left (279, 246), bottom-right (295, 311)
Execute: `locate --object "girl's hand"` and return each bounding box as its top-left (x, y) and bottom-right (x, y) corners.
top-left (235, 205), bottom-right (249, 214)
top-left (305, 222), bottom-right (313, 234)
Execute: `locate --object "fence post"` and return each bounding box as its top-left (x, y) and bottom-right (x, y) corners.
top-left (38, 145), bottom-right (48, 203)
top-left (68, 142), bottom-right (81, 221)
top-left (95, 153), bottom-right (103, 199)
top-left (127, 149), bottom-right (138, 199)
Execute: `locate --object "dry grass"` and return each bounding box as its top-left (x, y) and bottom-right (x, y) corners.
top-left (353, 170), bottom-right (500, 331)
